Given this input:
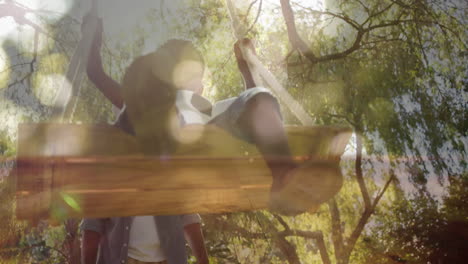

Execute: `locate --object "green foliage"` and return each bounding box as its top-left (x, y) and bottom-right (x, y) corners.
top-left (366, 174), bottom-right (468, 264)
top-left (0, 0), bottom-right (466, 263)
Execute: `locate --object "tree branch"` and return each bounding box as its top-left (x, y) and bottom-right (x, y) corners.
top-left (371, 173), bottom-right (395, 209)
top-left (210, 216), bottom-right (266, 239)
top-left (278, 230), bottom-right (331, 264)
top-left (210, 216), bottom-right (331, 264)
top-left (245, 0), bottom-right (263, 36)
top-left (273, 214), bottom-right (290, 231)
top-left (355, 0), bottom-right (370, 14)
top-left (244, 0), bottom-right (259, 21)
top-left (343, 208), bottom-right (372, 262)
top-left (361, 37), bottom-right (405, 47)
top-left (274, 235), bottom-right (301, 264)
top-left (295, 5), bottom-right (361, 30)
top-left (362, 2), bottom-right (395, 26)
top-left (280, 0), bottom-right (317, 62)
top-left (7, 71), bottom-right (33, 89)
top-left (281, 1), bottom-right (463, 64)
top-left (261, 214), bottom-right (300, 264)
top-left (328, 199), bottom-right (345, 261)
top-left (343, 174), bottom-right (395, 262)
top-left (355, 133), bottom-right (371, 209)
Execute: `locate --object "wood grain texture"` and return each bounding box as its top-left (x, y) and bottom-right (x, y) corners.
top-left (15, 123), bottom-right (351, 220)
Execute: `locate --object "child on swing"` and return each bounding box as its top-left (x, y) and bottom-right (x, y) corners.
top-left (85, 23), bottom-right (342, 216)
top-left (81, 14), bottom-right (342, 264)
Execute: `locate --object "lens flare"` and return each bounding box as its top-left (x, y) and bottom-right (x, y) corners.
top-left (60, 192), bottom-right (81, 212)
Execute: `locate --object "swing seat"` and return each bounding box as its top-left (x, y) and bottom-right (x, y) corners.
top-left (15, 123), bottom-right (351, 222)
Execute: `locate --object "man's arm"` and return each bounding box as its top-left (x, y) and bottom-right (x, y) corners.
top-left (84, 14), bottom-right (124, 108)
top-left (81, 230), bottom-right (101, 264)
top-left (184, 223), bottom-right (209, 264)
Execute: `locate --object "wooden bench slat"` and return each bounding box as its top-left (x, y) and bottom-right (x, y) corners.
top-left (15, 123), bottom-right (351, 221)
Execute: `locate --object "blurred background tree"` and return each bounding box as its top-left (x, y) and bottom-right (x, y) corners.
top-left (0, 0), bottom-right (466, 263)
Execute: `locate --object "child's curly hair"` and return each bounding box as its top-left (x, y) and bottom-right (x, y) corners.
top-left (121, 39), bottom-right (204, 154)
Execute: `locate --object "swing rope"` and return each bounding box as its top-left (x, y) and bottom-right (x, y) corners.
top-left (51, 0), bottom-right (100, 123)
top-left (225, 0), bottom-right (315, 126)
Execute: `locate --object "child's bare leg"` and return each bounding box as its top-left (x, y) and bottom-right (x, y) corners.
top-left (237, 93), bottom-right (296, 190)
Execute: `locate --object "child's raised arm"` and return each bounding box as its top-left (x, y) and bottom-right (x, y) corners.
top-left (84, 14), bottom-right (124, 109)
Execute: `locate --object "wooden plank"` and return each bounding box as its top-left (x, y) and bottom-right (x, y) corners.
top-left (17, 123), bottom-right (351, 158)
top-left (42, 159), bottom-right (336, 218)
top-left (48, 187), bottom-right (270, 218)
top-left (17, 156), bottom-right (271, 219)
top-left (15, 123), bottom-right (352, 220)
top-left (15, 158), bottom-right (53, 221)
top-left (17, 123), bottom-right (139, 157)
top-left (54, 158), bottom-right (249, 190)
